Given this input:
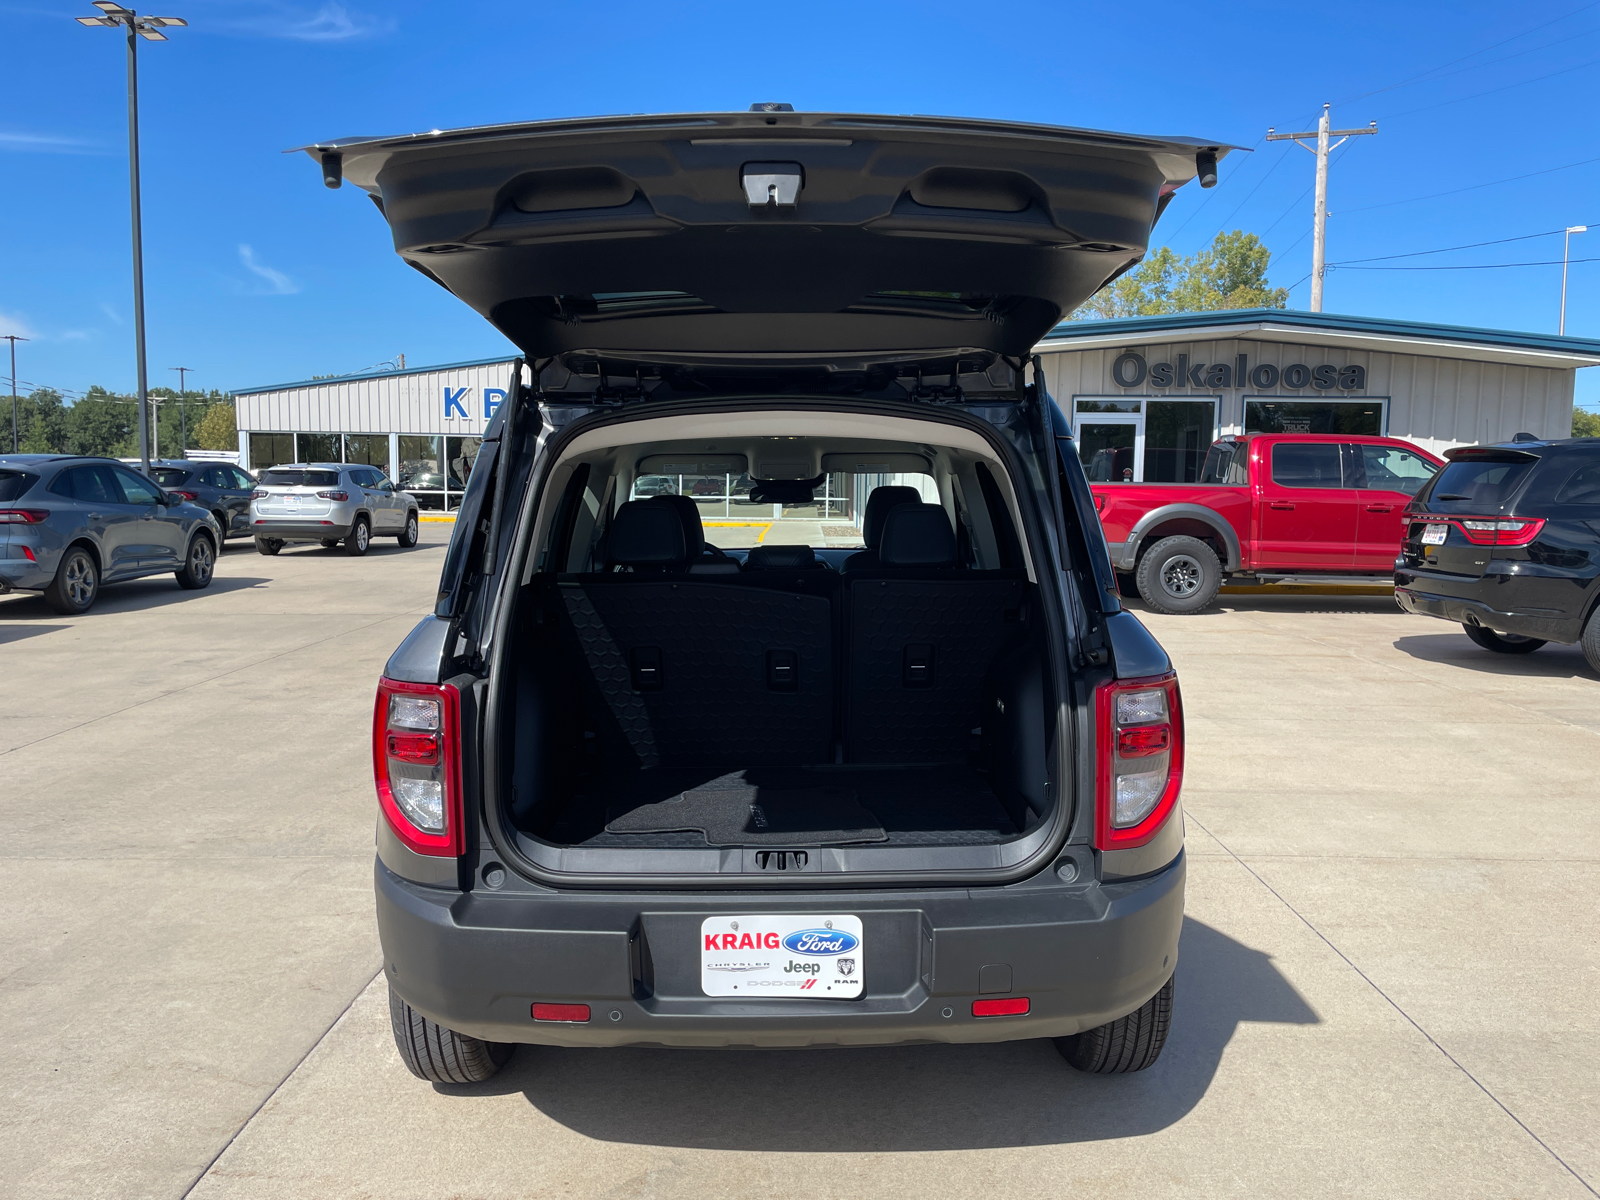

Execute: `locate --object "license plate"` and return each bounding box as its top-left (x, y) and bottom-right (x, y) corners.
top-left (701, 914), bottom-right (864, 998)
top-left (1421, 523), bottom-right (1448, 545)
top-left (283, 496), bottom-right (299, 511)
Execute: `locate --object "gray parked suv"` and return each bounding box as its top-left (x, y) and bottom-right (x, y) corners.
top-left (308, 108), bottom-right (1223, 1083)
top-left (0, 454), bottom-right (220, 613)
top-left (149, 459), bottom-right (258, 547)
top-left (250, 463), bottom-right (420, 556)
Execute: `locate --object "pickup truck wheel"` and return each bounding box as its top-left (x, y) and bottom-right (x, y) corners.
top-left (1462, 624), bottom-right (1546, 654)
top-left (1135, 536), bottom-right (1222, 615)
top-left (388, 985), bottom-right (512, 1084)
top-left (1055, 974), bottom-right (1173, 1074)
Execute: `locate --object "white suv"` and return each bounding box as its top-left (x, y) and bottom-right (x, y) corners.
top-left (250, 462), bottom-right (420, 556)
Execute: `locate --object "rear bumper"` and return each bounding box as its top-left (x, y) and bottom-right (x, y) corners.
top-left (1393, 579), bottom-right (1584, 643)
top-left (0, 557), bottom-right (52, 592)
top-left (250, 519), bottom-right (354, 541)
top-left (376, 851), bottom-right (1185, 1048)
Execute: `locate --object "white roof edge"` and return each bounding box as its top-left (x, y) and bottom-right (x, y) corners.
top-left (1034, 323), bottom-right (1600, 369)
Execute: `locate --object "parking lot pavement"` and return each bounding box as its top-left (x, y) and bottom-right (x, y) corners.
top-left (6, 555), bottom-right (1598, 1198)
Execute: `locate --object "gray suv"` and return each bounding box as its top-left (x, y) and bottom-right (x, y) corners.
top-left (0, 454), bottom-right (220, 614)
top-left (309, 108), bottom-right (1222, 1084)
top-left (250, 463), bottom-right (420, 556)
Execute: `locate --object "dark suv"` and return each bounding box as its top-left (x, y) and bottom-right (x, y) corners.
top-left (312, 108), bottom-right (1228, 1083)
top-left (149, 459), bottom-right (257, 547)
top-left (1395, 438), bottom-right (1600, 671)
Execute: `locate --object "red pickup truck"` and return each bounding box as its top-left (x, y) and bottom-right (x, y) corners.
top-left (1091, 433), bottom-right (1445, 613)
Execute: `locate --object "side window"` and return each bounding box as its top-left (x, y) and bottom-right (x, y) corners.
top-left (201, 466), bottom-right (228, 488)
top-left (230, 468), bottom-right (256, 489)
top-left (1271, 443), bottom-right (1343, 488)
top-left (1359, 445), bottom-right (1437, 496)
top-left (71, 466), bottom-right (118, 504)
top-left (1554, 460), bottom-right (1600, 505)
top-left (112, 466), bottom-right (163, 506)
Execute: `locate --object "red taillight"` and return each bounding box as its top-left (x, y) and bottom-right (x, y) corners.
top-left (972, 997), bottom-right (1030, 1017)
top-left (1095, 673), bottom-right (1184, 851)
top-left (1456, 517), bottom-right (1545, 546)
top-left (252, 489), bottom-right (268, 499)
top-left (0, 509), bottom-right (48, 524)
top-left (532, 1003), bottom-right (590, 1022)
top-left (317, 490), bottom-right (349, 501)
top-left (372, 678), bottom-right (462, 856)
top-left (169, 490), bottom-right (198, 502)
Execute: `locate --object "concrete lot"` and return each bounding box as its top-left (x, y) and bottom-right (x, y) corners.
top-left (2, 530), bottom-right (1597, 1199)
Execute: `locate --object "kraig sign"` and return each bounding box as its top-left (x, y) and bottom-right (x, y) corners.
top-left (1111, 351), bottom-right (1366, 392)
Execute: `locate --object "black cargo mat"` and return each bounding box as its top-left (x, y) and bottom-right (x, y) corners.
top-left (544, 765), bottom-right (1019, 849)
top-left (605, 780), bottom-right (886, 847)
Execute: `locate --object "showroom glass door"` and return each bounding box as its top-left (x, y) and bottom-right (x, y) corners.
top-left (1074, 398), bottom-right (1217, 483)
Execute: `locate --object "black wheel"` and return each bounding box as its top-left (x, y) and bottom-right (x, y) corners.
top-left (320, 539), bottom-right (340, 549)
top-left (175, 533), bottom-right (216, 590)
top-left (1055, 974), bottom-right (1174, 1074)
top-left (44, 545), bottom-right (99, 615)
top-left (254, 537), bottom-right (282, 556)
top-left (1462, 623), bottom-right (1546, 654)
top-left (388, 984), bottom-right (512, 1084)
top-left (345, 516), bottom-right (371, 557)
top-left (397, 510), bottom-right (419, 547)
top-left (1583, 607), bottom-right (1600, 676)
top-left (1135, 535), bottom-right (1222, 615)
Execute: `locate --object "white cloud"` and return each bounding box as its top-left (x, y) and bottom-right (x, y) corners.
top-left (0, 130), bottom-right (103, 155)
top-left (238, 244), bottom-right (300, 295)
top-left (99, 303), bottom-right (124, 326)
top-left (0, 311), bottom-right (40, 340)
top-left (227, 3), bottom-right (393, 41)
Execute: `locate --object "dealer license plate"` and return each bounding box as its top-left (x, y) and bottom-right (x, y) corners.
top-left (700, 914), bottom-right (864, 998)
top-left (282, 495), bottom-right (300, 512)
top-left (1421, 523), bottom-right (1448, 545)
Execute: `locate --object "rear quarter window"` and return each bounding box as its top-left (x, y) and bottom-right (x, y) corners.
top-left (1427, 458), bottom-right (1536, 511)
top-left (0, 470), bottom-right (38, 501)
top-left (1553, 459), bottom-right (1600, 505)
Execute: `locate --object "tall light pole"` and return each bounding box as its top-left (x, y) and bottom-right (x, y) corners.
top-left (1561, 226), bottom-right (1587, 336)
top-left (3, 334), bottom-right (27, 453)
top-left (171, 366), bottom-right (193, 452)
top-left (76, 3), bottom-right (186, 473)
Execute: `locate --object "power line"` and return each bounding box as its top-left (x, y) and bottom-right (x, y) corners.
top-left (1331, 255), bottom-right (1600, 271)
top-left (1382, 52), bottom-right (1600, 120)
top-left (1337, 153), bottom-right (1600, 215)
top-left (1330, 226), bottom-right (1577, 265)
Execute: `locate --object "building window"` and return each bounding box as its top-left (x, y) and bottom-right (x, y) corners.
top-left (397, 436), bottom-right (445, 510)
top-left (249, 432), bottom-right (294, 471)
top-left (297, 432), bottom-right (339, 464)
top-left (1245, 398), bottom-right (1385, 436)
top-left (1073, 397), bottom-right (1218, 483)
top-left (343, 434), bottom-right (391, 474)
top-left (445, 436), bottom-right (483, 510)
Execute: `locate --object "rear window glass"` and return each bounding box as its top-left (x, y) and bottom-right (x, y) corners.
top-left (1428, 458), bottom-right (1535, 510)
top-left (1554, 459), bottom-right (1600, 504)
top-left (0, 470), bottom-right (38, 501)
top-left (261, 469), bottom-right (341, 487)
top-left (1200, 441), bottom-right (1248, 484)
top-left (1271, 443), bottom-right (1342, 488)
top-left (151, 468), bottom-right (192, 487)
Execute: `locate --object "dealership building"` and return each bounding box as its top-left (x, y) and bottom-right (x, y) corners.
top-left (232, 309), bottom-right (1600, 505)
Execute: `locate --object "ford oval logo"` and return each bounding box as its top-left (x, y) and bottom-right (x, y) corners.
top-left (782, 929), bottom-right (859, 955)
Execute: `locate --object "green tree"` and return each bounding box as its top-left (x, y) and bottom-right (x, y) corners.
top-left (196, 398), bottom-right (238, 451)
top-left (67, 388), bottom-right (137, 457)
top-left (1573, 406), bottom-right (1600, 437)
top-left (1073, 230), bottom-right (1289, 319)
top-left (6, 388), bottom-right (69, 453)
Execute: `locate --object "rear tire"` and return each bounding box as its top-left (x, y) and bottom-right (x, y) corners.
top-left (1583, 607), bottom-right (1600, 676)
top-left (1462, 623), bottom-right (1546, 654)
top-left (175, 533), bottom-right (216, 590)
top-left (345, 517), bottom-right (371, 557)
top-left (320, 539), bottom-right (340, 549)
top-left (388, 984), bottom-right (512, 1084)
top-left (1055, 974), bottom-right (1174, 1074)
top-left (397, 510), bottom-right (419, 547)
top-left (44, 546), bottom-right (99, 615)
top-left (1135, 536), bottom-right (1222, 615)
top-left (254, 537), bottom-right (282, 556)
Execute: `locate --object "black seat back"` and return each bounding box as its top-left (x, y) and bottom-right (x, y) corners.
top-left (841, 485), bottom-right (923, 572)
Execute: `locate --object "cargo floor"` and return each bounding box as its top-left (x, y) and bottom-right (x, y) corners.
top-left (537, 764), bottom-right (1020, 849)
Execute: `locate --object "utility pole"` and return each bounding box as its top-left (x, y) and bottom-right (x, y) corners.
top-left (1267, 105), bottom-right (1377, 312)
top-left (171, 366), bottom-right (193, 451)
top-left (1561, 226), bottom-right (1587, 335)
top-left (2, 334), bottom-right (27, 454)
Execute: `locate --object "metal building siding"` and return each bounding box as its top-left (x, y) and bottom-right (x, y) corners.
top-left (1039, 336), bottom-right (1574, 454)
top-left (235, 360), bottom-right (517, 437)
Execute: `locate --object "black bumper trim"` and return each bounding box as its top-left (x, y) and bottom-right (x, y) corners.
top-left (375, 852), bottom-right (1185, 1048)
top-left (1394, 584), bottom-right (1582, 643)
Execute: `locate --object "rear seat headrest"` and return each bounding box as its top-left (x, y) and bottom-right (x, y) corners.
top-left (861, 485), bottom-right (923, 548)
top-left (745, 544), bottom-right (818, 570)
top-left (649, 494), bottom-right (705, 558)
top-left (607, 500), bottom-right (687, 568)
top-left (878, 503), bottom-right (957, 567)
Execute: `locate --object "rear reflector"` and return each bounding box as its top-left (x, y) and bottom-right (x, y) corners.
top-left (532, 1003), bottom-right (591, 1023)
top-left (972, 997), bottom-right (1030, 1017)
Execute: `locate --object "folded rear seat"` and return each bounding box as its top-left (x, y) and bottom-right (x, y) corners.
top-left (559, 500), bottom-right (833, 769)
top-left (844, 503), bottom-right (1025, 763)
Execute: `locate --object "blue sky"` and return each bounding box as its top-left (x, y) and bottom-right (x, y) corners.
top-left (6, 0), bottom-right (1600, 410)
